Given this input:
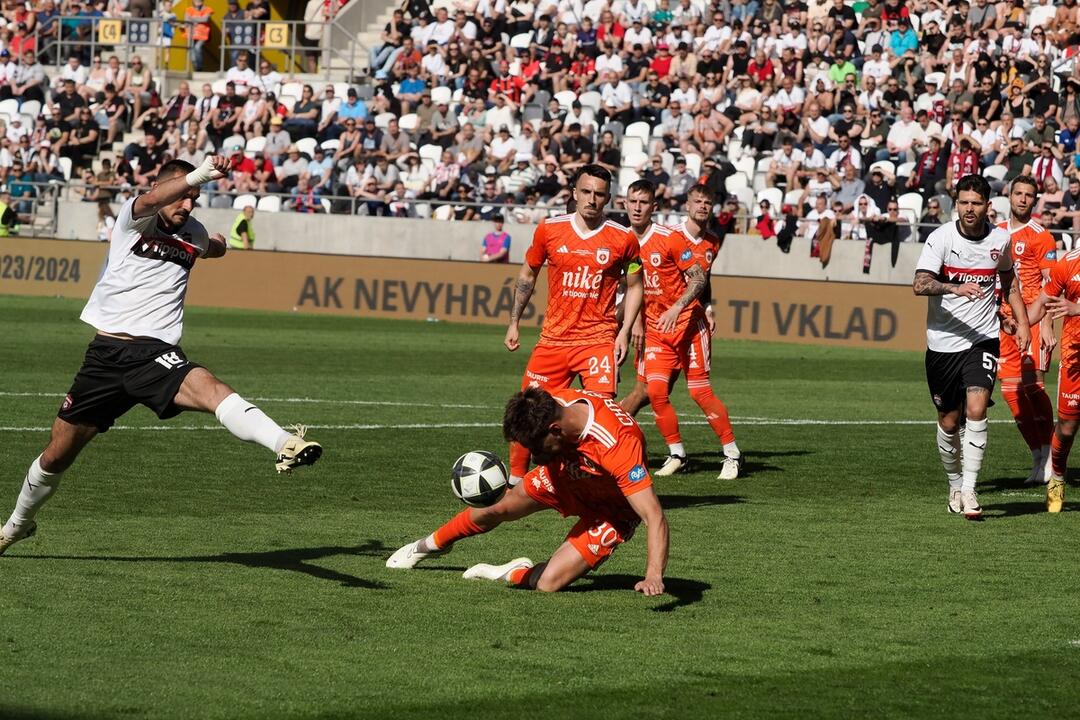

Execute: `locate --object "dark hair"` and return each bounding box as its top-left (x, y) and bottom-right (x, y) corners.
top-left (626, 179), bottom-right (656, 198)
top-left (572, 164), bottom-right (612, 188)
top-left (687, 184), bottom-right (715, 202)
top-left (955, 173), bottom-right (992, 201)
top-left (1010, 174), bottom-right (1039, 194)
top-left (502, 388), bottom-right (560, 449)
top-left (157, 159), bottom-right (196, 182)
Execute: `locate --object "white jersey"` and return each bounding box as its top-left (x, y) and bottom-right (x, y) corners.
top-left (80, 197), bottom-right (210, 344)
top-left (916, 221), bottom-right (1011, 353)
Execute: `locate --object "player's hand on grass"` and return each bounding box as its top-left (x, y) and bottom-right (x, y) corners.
top-left (635, 575), bottom-right (665, 596)
top-left (504, 323), bottom-right (520, 352)
top-left (952, 282), bottom-right (982, 301)
top-left (657, 306), bottom-right (680, 334)
top-left (1046, 296), bottom-right (1080, 319)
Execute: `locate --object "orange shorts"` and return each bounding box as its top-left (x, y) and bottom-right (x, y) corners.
top-left (522, 342), bottom-right (618, 396)
top-left (643, 316), bottom-right (712, 383)
top-left (999, 322), bottom-right (1050, 378)
top-left (1058, 364), bottom-right (1080, 421)
top-left (634, 346), bottom-right (646, 384)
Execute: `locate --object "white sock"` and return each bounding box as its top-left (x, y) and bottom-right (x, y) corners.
top-left (215, 393), bottom-right (291, 453)
top-left (962, 418), bottom-right (988, 492)
top-left (668, 442), bottom-right (685, 457)
top-left (722, 441), bottom-right (740, 459)
top-left (3, 455), bottom-right (61, 535)
top-left (937, 424), bottom-right (962, 490)
top-left (421, 532), bottom-right (439, 552)
top-left (508, 475), bottom-right (523, 488)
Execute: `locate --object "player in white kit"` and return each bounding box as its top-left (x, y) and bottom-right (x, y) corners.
top-left (913, 174), bottom-right (1030, 520)
top-left (0, 157), bottom-right (322, 555)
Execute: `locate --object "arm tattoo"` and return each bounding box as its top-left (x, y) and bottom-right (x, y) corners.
top-left (673, 265), bottom-right (707, 310)
top-left (509, 277), bottom-right (534, 323)
top-left (912, 270), bottom-right (956, 296)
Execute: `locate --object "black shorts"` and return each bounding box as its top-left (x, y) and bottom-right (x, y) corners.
top-left (925, 339), bottom-right (1000, 412)
top-left (58, 335), bottom-right (201, 432)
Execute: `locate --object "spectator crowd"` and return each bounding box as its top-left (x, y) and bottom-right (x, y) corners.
top-left (0, 0), bottom-right (1079, 260)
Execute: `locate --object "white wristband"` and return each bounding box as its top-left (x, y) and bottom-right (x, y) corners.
top-left (185, 158), bottom-right (216, 187)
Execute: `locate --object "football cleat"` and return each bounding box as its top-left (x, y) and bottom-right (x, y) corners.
top-left (1047, 476), bottom-right (1066, 514)
top-left (654, 455), bottom-right (688, 477)
top-left (961, 490), bottom-right (982, 520)
top-left (276, 424), bottom-right (322, 474)
top-left (1023, 462), bottom-right (1044, 487)
top-left (948, 489), bottom-right (963, 514)
top-left (718, 454), bottom-right (743, 480)
top-left (386, 540), bottom-right (449, 569)
top-left (463, 557), bottom-right (534, 582)
top-left (0, 520), bottom-right (37, 556)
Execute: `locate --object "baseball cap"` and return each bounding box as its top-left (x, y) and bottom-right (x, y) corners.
top-left (270, 115), bottom-right (282, 125)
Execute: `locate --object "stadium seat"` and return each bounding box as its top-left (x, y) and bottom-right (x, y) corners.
top-left (725, 174), bottom-right (748, 193)
top-left (320, 139), bottom-right (340, 152)
top-left (622, 149), bottom-right (648, 169)
top-left (554, 90), bottom-right (577, 110)
top-left (19, 99), bottom-right (40, 118)
top-left (419, 143), bottom-right (442, 164)
top-left (734, 156), bottom-right (755, 185)
top-left (683, 153), bottom-right (702, 178)
top-left (983, 164), bottom-right (1008, 181)
top-left (660, 151), bottom-right (674, 173)
top-left (617, 167), bottom-right (640, 195)
top-left (280, 82), bottom-right (303, 100)
top-left (510, 32), bottom-right (533, 49)
top-left (58, 156), bottom-right (72, 181)
top-left (869, 160), bottom-right (896, 177)
top-left (625, 121), bottom-right (650, 145)
top-left (756, 187), bottom-right (783, 212)
top-left (990, 195), bottom-right (1010, 218)
top-left (398, 113), bottom-right (419, 132)
top-left (783, 189), bottom-right (804, 208)
top-left (211, 78), bottom-right (229, 95)
top-left (533, 89), bottom-right (551, 107)
top-left (732, 187), bottom-right (754, 214)
top-left (1029, 4), bottom-right (1055, 29)
top-left (233, 194), bottom-right (257, 209)
top-left (522, 103), bottom-right (543, 123)
top-left (334, 83), bottom-right (352, 99)
top-left (578, 91), bottom-right (602, 113)
top-left (374, 112), bottom-right (395, 129)
top-left (0, 98), bottom-right (17, 117)
top-left (433, 204), bottom-right (454, 220)
top-left (621, 136), bottom-right (644, 158)
top-left (1061, 233), bottom-right (1073, 251)
top-left (430, 86), bottom-right (452, 106)
top-left (256, 195), bottom-right (281, 212)
top-left (896, 161), bottom-right (916, 179)
top-left (245, 136), bottom-right (266, 154)
top-left (897, 192), bottom-right (924, 225)
top-left (295, 137), bottom-right (318, 157)
top-left (321, 199), bottom-right (332, 214)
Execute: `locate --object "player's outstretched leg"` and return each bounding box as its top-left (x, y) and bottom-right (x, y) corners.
top-left (687, 380), bottom-right (742, 480)
top-left (172, 368), bottom-right (321, 474)
top-left (647, 374), bottom-right (687, 476)
top-left (473, 540), bottom-right (592, 592)
top-left (1, 418), bottom-right (97, 555)
top-left (1047, 420), bottom-right (1075, 513)
top-left (387, 483), bottom-right (545, 569)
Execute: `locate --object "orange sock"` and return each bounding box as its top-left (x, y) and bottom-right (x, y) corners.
top-left (647, 376), bottom-right (681, 445)
top-left (432, 509), bottom-right (486, 549)
top-left (508, 441), bottom-right (530, 480)
top-left (1001, 380), bottom-right (1041, 451)
top-left (1051, 429), bottom-right (1074, 477)
top-left (507, 565), bottom-right (537, 587)
top-left (688, 381), bottom-right (735, 445)
top-left (1025, 381), bottom-right (1055, 447)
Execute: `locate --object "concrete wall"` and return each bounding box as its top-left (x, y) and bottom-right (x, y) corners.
top-left (54, 201), bottom-right (921, 286)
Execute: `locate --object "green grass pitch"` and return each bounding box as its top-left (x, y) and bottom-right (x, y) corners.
top-left (1, 295), bottom-right (1079, 719)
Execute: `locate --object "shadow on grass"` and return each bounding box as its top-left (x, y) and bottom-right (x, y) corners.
top-left (564, 573), bottom-right (710, 612)
top-left (657, 493), bottom-right (745, 510)
top-left (985, 501), bottom-right (1080, 518)
top-left (13, 539), bottom-right (393, 589)
top-left (658, 449), bottom-right (811, 475)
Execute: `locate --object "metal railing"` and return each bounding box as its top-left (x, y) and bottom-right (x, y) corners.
top-left (48, 15), bottom-right (193, 74)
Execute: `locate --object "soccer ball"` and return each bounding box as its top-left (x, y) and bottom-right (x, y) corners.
top-left (451, 451), bottom-right (508, 508)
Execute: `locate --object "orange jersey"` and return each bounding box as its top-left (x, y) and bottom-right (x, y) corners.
top-left (523, 388), bottom-right (652, 525)
top-left (637, 223), bottom-right (705, 331)
top-left (1044, 248), bottom-right (1080, 368)
top-left (670, 220), bottom-right (721, 273)
top-left (999, 218), bottom-right (1057, 309)
top-left (525, 214), bottom-right (640, 347)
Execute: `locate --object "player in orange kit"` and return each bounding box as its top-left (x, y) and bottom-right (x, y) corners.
top-left (386, 388), bottom-right (669, 595)
top-left (997, 176), bottom-right (1058, 485)
top-left (1025, 249), bottom-right (1080, 512)
top-left (502, 165), bottom-right (644, 487)
top-left (652, 184), bottom-right (742, 479)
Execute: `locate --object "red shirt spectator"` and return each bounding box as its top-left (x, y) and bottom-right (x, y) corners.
top-left (650, 45), bottom-right (673, 78)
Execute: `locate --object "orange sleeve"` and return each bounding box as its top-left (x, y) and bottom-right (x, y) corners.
top-left (600, 428), bottom-right (653, 497)
top-left (1038, 232), bottom-right (1058, 271)
top-left (1045, 259), bottom-right (1068, 297)
top-left (672, 236), bottom-right (699, 273)
top-left (524, 221), bottom-right (548, 269)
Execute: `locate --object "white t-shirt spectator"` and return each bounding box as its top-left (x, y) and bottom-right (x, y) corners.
top-left (803, 208), bottom-right (835, 240)
top-left (59, 62), bottom-right (89, 88)
top-left (595, 53), bottom-right (624, 76)
top-left (858, 88), bottom-right (884, 112)
top-left (321, 96), bottom-right (342, 122)
top-left (225, 65), bottom-right (256, 90)
top-left (485, 105), bottom-right (515, 131)
top-left (806, 177), bottom-right (834, 200)
top-left (915, 91), bottom-right (945, 114)
top-left (828, 146), bottom-right (863, 171)
top-left (862, 58), bottom-right (891, 82)
top-left (970, 127), bottom-right (998, 153)
top-left (422, 51), bottom-right (447, 78)
top-left (623, 26), bottom-right (653, 49)
top-left (490, 134), bottom-right (516, 161)
top-left (805, 115), bottom-right (830, 142)
top-left (432, 20), bottom-right (455, 45)
top-left (887, 119), bottom-right (927, 153)
top-left (670, 85), bottom-right (697, 107)
top-left (771, 147), bottom-right (805, 170)
top-left (768, 86), bottom-right (805, 113)
top-left (701, 24), bottom-right (731, 53)
top-left (251, 70), bottom-right (282, 94)
top-left (779, 31), bottom-right (808, 53)
top-left (600, 80), bottom-right (632, 108)
top-left (802, 147), bottom-right (827, 171)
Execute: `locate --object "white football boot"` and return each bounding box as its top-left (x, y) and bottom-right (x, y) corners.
top-left (463, 557), bottom-right (534, 582)
top-left (0, 520), bottom-right (37, 556)
top-left (654, 455), bottom-right (687, 477)
top-left (718, 454), bottom-right (743, 480)
top-left (386, 539), bottom-right (448, 569)
top-left (961, 490), bottom-right (982, 520)
top-left (275, 425), bottom-right (323, 474)
top-left (948, 488), bottom-right (963, 514)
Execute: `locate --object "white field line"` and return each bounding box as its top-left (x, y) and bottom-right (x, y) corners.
top-left (0, 391), bottom-right (493, 410)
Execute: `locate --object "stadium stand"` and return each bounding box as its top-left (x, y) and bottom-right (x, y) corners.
top-left (2, 0), bottom-right (1079, 247)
